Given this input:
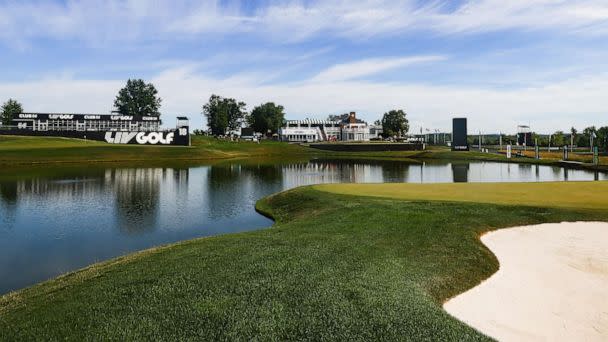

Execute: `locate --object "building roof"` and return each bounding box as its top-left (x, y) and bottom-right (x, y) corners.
top-left (285, 118), bottom-right (339, 125)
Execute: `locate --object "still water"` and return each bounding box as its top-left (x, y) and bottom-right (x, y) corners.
top-left (0, 159), bottom-right (605, 294)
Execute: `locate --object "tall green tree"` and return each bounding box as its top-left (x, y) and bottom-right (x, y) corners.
top-left (570, 127), bottom-right (577, 146)
top-left (114, 79), bottom-right (162, 117)
top-left (552, 131), bottom-right (565, 146)
top-left (248, 102), bottom-right (285, 134)
top-left (327, 113), bottom-right (349, 122)
top-left (380, 109), bottom-right (409, 137)
top-left (577, 126), bottom-right (598, 147)
top-left (1, 99), bottom-right (23, 126)
top-left (203, 94), bottom-right (247, 136)
top-left (597, 126), bottom-right (608, 151)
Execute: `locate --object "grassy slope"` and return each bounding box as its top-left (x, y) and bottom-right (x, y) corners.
top-left (2, 183), bottom-right (608, 340)
top-left (1, 135), bottom-right (606, 170)
top-left (0, 135), bottom-right (312, 165)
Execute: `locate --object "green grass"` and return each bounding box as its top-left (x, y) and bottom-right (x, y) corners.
top-left (0, 135), bottom-right (312, 165)
top-left (315, 181), bottom-right (608, 210)
top-left (2, 135), bottom-right (606, 171)
top-left (1, 183), bottom-right (608, 340)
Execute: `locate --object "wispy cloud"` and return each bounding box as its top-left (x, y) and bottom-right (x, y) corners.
top-left (1, 1), bottom-right (608, 48)
top-left (310, 56), bottom-right (446, 82)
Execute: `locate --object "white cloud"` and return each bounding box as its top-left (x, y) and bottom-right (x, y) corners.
top-left (1, 0), bottom-right (608, 48)
top-left (310, 56), bottom-right (446, 82)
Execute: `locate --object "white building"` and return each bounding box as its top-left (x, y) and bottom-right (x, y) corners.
top-left (279, 119), bottom-right (341, 142)
top-left (280, 112), bottom-right (371, 142)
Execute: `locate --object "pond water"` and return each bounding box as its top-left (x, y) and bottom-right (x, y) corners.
top-left (0, 158), bottom-right (606, 294)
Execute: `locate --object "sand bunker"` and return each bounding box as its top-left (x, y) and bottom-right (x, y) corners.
top-left (444, 222), bottom-right (608, 341)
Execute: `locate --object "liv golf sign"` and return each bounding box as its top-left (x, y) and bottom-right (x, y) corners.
top-left (105, 131), bottom-right (175, 145)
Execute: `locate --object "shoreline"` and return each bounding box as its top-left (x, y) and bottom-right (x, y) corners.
top-left (2, 182), bottom-right (608, 339)
top-left (444, 221), bottom-right (608, 341)
top-left (1, 135), bottom-right (607, 172)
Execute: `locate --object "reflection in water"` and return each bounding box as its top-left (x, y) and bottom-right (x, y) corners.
top-left (0, 159), bottom-right (606, 294)
top-left (0, 182), bottom-right (17, 205)
top-left (108, 169), bottom-right (162, 235)
top-left (451, 163), bottom-right (469, 183)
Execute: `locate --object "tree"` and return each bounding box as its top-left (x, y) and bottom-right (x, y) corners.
top-left (552, 131), bottom-right (565, 146)
top-left (203, 94), bottom-right (247, 136)
top-left (380, 109), bottom-right (409, 137)
top-left (578, 126), bottom-right (597, 147)
top-left (114, 79), bottom-right (162, 117)
top-left (597, 126), bottom-right (608, 151)
top-left (570, 127), bottom-right (577, 146)
top-left (327, 113), bottom-right (349, 122)
top-left (1, 99), bottom-right (23, 126)
top-left (248, 102), bottom-right (285, 134)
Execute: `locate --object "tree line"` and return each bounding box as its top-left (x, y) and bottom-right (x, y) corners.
top-left (3, 78), bottom-right (603, 148)
top-left (1, 79), bottom-right (162, 125)
top-left (202, 94), bottom-right (410, 138)
top-left (1, 78), bottom-right (409, 138)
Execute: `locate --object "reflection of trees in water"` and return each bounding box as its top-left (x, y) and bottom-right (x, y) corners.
top-left (550, 166), bottom-right (562, 179)
top-left (207, 163), bottom-right (284, 220)
top-left (518, 163), bottom-right (532, 179)
top-left (451, 163), bottom-right (470, 183)
top-left (380, 162), bottom-right (409, 183)
top-left (0, 182), bottom-right (18, 230)
top-left (207, 164), bottom-right (246, 220)
top-left (0, 182), bottom-right (17, 205)
top-left (106, 168), bottom-right (162, 235)
top-left (242, 164), bottom-right (283, 183)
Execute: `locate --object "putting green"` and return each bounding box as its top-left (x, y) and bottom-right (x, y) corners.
top-left (314, 181), bottom-right (608, 211)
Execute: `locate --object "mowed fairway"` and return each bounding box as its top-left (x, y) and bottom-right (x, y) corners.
top-left (1, 182), bottom-right (607, 340)
top-left (315, 181), bottom-right (608, 211)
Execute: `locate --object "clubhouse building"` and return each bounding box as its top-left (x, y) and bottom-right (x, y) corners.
top-left (279, 112), bottom-right (379, 142)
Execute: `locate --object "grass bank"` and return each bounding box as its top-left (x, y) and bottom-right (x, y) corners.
top-left (1, 182), bottom-right (607, 340)
top-left (0, 135), bottom-right (312, 165)
top-left (2, 135), bottom-right (607, 171)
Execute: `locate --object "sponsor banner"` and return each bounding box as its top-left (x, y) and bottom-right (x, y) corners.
top-left (105, 131), bottom-right (175, 145)
top-left (0, 128), bottom-right (189, 146)
top-left (18, 114), bottom-right (38, 119)
top-left (49, 114), bottom-right (75, 120)
top-left (110, 115), bottom-right (133, 121)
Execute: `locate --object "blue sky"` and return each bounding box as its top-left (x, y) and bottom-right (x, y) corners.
top-left (1, 0), bottom-right (607, 133)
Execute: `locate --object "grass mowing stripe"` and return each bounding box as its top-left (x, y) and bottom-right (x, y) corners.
top-left (314, 181), bottom-right (608, 211)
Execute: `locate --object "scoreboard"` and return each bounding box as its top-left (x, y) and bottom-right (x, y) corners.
top-left (452, 118), bottom-right (469, 151)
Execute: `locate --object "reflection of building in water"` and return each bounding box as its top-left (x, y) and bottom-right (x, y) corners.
top-left (3, 173), bottom-right (106, 202)
top-left (106, 168), bottom-right (162, 234)
top-left (283, 160), bottom-right (374, 185)
top-left (451, 163), bottom-right (470, 183)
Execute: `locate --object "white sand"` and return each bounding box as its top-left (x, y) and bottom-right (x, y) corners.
top-left (444, 222), bottom-right (608, 342)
